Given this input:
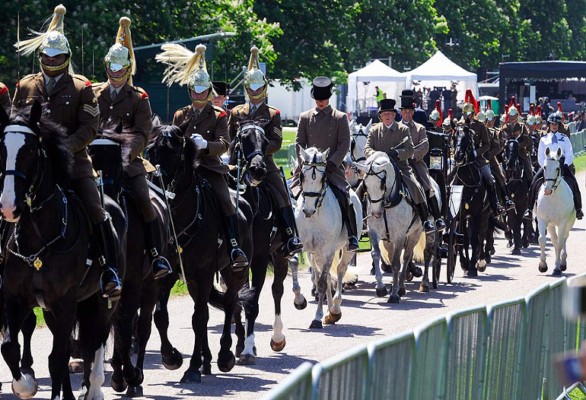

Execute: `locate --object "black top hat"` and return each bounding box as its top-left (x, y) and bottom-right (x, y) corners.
top-left (379, 99), bottom-right (397, 113)
top-left (212, 81), bottom-right (229, 96)
top-left (311, 76), bottom-right (334, 100)
top-left (400, 89), bottom-right (415, 110)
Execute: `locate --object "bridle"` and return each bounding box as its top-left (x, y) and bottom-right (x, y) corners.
top-left (364, 163), bottom-right (392, 205)
top-left (544, 156), bottom-right (562, 193)
top-left (233, 123), bottom-right (267, 187)
top-left (350, 126), bottom-right (368, 163)
top-left (503, 138), bottom-right (523, 182)
top-left (300, 157), bottom-right (328, 209)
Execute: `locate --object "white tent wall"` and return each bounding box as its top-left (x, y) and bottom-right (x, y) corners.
top-left (267, 79), bottom-right (338, 123)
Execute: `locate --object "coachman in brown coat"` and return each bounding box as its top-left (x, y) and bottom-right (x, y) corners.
top-left (293, 77), bottom-right (359, 251)
top-left (229, 46), bottom-right (302, 256)
top-left (13, 5), bottom-right (121, 298)
top-left (163, 44), bottom-right (247, 270)
top-left (93, 16), bottom-right (171, 280)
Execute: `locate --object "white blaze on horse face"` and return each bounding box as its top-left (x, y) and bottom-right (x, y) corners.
top-left (0, 133), bottom-right (27, 221)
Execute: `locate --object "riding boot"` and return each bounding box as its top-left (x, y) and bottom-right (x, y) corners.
top-left (500, 185), bottom-right (515, 211)
top-left (93, 218), bottom-right (122, 299)
top-left (278, 206), bottom-right (303, 256)
top-left (487, 182), bottom-right (505, 217)
top-left (427, 194), bottom-right (446, 232)
top-left (417, 203), bottom-right (435, 234)
top-left (224, 214), bottom-right (249, 271)
top-left (343, 200), bottom-right (359, 252)
top-left (144, 220), bottom-right (173, 279)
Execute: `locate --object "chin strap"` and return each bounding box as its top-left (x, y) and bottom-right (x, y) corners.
top-left (41, 57), bottom-right (70, 73)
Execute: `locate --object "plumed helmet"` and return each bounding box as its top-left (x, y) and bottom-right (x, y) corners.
top-left (429, 109), bottom-right (440, 121)
top-left (462, 102), bottom-right (475, 115)
top-left (462, 89), bottom-right (478, 115)
top-left (508, 105), bottom-right (519, 116)
top-left (244, 46), bottom-right (267, 91)
top-left (548, 113), bottom-right (562, 124)
top-left (15, 5), bottom-right (73, 73)
top-left (485, 109), bottom-right (496, 121)
top-left (476, 110), bottom-right (486, 122)
top-left (187, 45), bottom-right (212, 93)
top-left (526, 114), bottom-right (536, 125)
top-left (429, 99), bottom-right (442, 126)
top-left (104, 17), bottom-right (135, 84)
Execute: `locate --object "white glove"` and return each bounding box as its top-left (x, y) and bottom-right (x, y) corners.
top-left (191, 133), bottom-right (208, 149)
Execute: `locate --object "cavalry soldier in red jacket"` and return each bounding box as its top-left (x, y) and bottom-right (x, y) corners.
top-left (229, 46), bottom-right (302, 256)
top-left (13, 5), bottom-right (121, 298)
top-left (93, 17), bottom-right (171, 279)
top-left (157, 44), bottom-right (248, 270)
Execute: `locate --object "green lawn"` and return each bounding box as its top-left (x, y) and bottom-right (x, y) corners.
top-left (574, 153), bottom-right (586, 172)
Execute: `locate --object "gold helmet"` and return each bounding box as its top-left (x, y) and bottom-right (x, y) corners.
top-left (244, 46), bottom-right (268, 100)
top-left (156, 43), bottom-right (212, 106)
top-left (462, 102), bottom-right (475, 115)
top-left (462, 89), bottom-right (478, 116)
top-left (15, 4), bottom-right (73, 74)
top-left (104, 17), bottom-right (135, 85)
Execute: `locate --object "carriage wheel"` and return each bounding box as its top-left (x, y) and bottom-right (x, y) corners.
top-left (446, 218), bottom-right (458, 284)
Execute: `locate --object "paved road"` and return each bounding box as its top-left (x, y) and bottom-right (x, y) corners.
top-left (2, 205), bottom-right (586, 399)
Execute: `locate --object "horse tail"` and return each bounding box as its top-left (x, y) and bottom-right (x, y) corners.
top-left (208, 276), bottom-right (226, 310)
top-left (329, 249), bottom-right (359, 285)
top-left (412, 232), bottom-right (426, 263)
top-left (489, 214), bottom-right (506, 234)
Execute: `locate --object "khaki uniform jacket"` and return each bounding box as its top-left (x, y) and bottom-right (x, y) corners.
top-left (502, 122), bottom-right (532, 162)
top-left (229, 102), bottom-right (282, 173)
top-left (173, 103), bottom-right (230, 175)
top-left (363, 121), bottom-right (426, 205)
top-left (13, 72), bottom-right (99, 180)
top-left (93, 82), bottom-right (152, 177)
top-left (0, 82), bottom-right (11, 112)
top-left (403, 119), bottom-right (434, 195)
top-left (469, 120), bottom-right (491, 167)
top-left (295, 105), bottom-right (350, 191)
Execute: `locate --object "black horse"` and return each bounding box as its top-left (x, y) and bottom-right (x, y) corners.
top-left (226, 119), bottom-right (306, 365)
top-left (502, 138), bottom-right (532, 254)
top-left (0, 101), bottom-right (126, 399)
top-left (145, 124), bottom-right (253, 383)
top-left (87, 124), bottom-right (181, 397)
top-left (452, 125), bottom-right (491, 277)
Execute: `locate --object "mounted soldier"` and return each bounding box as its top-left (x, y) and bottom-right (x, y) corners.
top-left (93, 17), bottom-right (171, 279)
top-left (400, 90), bottom-right (446, 232)
top-left (156, 44), bottom-right (248, 270)
top-left (363, 98), bottom-right (436, 234)
top-left (291, 76), bottom-right (359, 251)
top-left (428, 100), bottom-right (443, 132)
top-left (0, 82), bottom-right (10, 112)
top-left (460, 90), bottom-right (506, 216)
top-left (229, 46), bottom-right (303, 256)
top-left (13, 4), bottom-right (122, 298)
top-left (501, 104), bottom-right (534, 189)
top-left (524, 113), bottom-right (583, 220)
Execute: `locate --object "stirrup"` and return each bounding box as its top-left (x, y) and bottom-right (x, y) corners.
top-left (435, 218), bottom-right (446, 233)
top-left (230, 248), bottom-right (249, 271)
top-left (151, 255), bottom-right (173, 280)
top-left (100, 267), bottom-right (122, 300)
top-left (523, 209), bottom-right (533, 221)
top-left (285, 237), bottom-right (304, 256)
top-left (504, 199), bottom-right (515, 211)
top-left (423, 220), bottom-right (435, 234)
top-left (348, 236), bottom-right (359, 252)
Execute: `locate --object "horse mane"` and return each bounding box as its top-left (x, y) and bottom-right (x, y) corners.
top-left (11, 105), bottom-right (73, 187)
top-left (151, 124), bottom-right (198, 168)
top-left (98, 124), bottom-right (139, 168)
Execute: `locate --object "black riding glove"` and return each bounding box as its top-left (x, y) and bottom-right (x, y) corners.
top-left (387, 149), bottom-right (399, 160)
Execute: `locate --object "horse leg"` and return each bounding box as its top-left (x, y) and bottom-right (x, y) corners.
top-left (153, 277), bottom-right (182, 371)
top-left (201, 306), bottom-right (213, 374)
top-left (181, 280), bottom-right (210, 384)
top-left (548, 224), bottom-right (562, 275)
top-left (270, 253), bottom-right (289, 351)
top-left (419, 234), bottom-right (435, 293)
top-left (370, 231), bottom-right (387, 297)
top-left (559, 223), bottom-right (571, 272)
top-left (2, 301), bottom-right (38, 399)
top-left (20, 310), bottom-right (36, 376)
top-left (44, 303), bottom-right (76, 400)
top-left (388, 248), bottom-right (402, 304)
top-left (289, 255), bottom-right (307, 309)
top-left (325, 252), bottom-right (348, 324)
top-left (234, 301), bottom-right (246, 358)
top-left (309, 254), bottom-right (329, 329)
top-left (538, 219), bottom-right (548, 272)
top-left (217, 269), bottom-right (241, 373)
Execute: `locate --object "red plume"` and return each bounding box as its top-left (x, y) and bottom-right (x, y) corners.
top-left (516, 103), bottom-right (521, 113)
top-left (486, 101), bottom-right (492, 110)
top-left (505, 105), bottom-right (510, 124)
top-left (508, 96), bottom-right (516, 108)
top-left (464, 89), bottom-right (479, 114)
top-left (536, 105), bottom-right (542, 117)
top-left (557, 102), bottom-right (565, 122)
top-left (529, 104), bottom-right (535, 115)
top-left (448, 108), bottom-right (453, 120)
top-left (435, 100), bottom-right (443, 127)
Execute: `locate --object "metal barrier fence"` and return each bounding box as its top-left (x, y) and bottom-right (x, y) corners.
top-left (262, 275), bottom-right (586, 400)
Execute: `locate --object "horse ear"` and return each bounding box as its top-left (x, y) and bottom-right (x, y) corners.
top-left (556, 147), bottom-right (562, 158)
top-left (177, 120), bottom-right (190, 137)
top-left (366, 119), bottom-right (373, 131)
top-left (30, 100), bottom-right (42, 126)
top-left (297, 144), bottom-right (309, 161)
top-left (545, 147), bottom-right (550, 156)
top-left (322, 148), bottom-right (330, 161)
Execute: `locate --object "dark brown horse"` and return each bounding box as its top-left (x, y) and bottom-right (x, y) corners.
top-left (0, 101), bottom-right (126, 399)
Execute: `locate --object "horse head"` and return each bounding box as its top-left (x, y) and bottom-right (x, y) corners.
top-left (298, 145), bottom-right (329, 217)
top-left (543, 146), bottom-right (563, 195)
top-left (230, 118), bottom-right (269, 187)
top-left (454, 125), bottom-right (475, 167)
top-left (503, 138), bottom-right (520, 172)
top-left (145, 123), bottom-right (196, 190)
top-left (0, 101), bottom-right (72, 222)
top-left (355, 151), bottom-right (394, 218)
top-left (349, 119), bottom-right (371, 163)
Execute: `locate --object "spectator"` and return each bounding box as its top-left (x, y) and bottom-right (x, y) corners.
top-left (375, 86), bottom-right (384, 107)
top-left (577, 112), bottom-right (586, 131)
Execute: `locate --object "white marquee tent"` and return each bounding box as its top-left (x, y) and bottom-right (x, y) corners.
top-left (404, 50), bottom-right (477, 103)
top-left (346, 60), bottom-right (406, 115)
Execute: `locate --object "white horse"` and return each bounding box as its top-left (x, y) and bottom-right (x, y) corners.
top-left (536, 146), bottom-right (576, 275)
top-left (356, 152), bottom-right (433, 302)
top-left (345, 119), bottom-right (372, 188)
top-left (295, 146), bottom-right (362, 329)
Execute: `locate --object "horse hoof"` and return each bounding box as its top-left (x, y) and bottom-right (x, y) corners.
top-left (467, 268), bottom-right (478, 278)
top-left (217, 351), bottom-right (236, 373)
top-left (406, 272), bottom-right (413, 282)
top-left (522, 238), bottom-right (530, 248)
top-left (110, 372), bottom-right (127, 393)
top-left (162, 347), bottom-right (183, 370)
top-left (235, 344), bottom-right (244, 358)
top-left (12, 373), bottom-right (38, 399)
top-left (324, 312), bottom-right (342, 325)
top-left (387, 294), bottom-right (400, 304)
top-left (126, 385), bottom-right (143, 398)
top-left (376, 287), bottom-right (388, 297)
top-left (398, 287), bottom-right (406, 297)
top-left (538, 261), bottom-right (548, 273)
top-left (485, 254), bottom-right (492, 264)
top-left (419, 284), bottom-right (429, 293)
top-left (311, 287), bottom-right (317, 297)
top-left (381, 262), bottom-right (392, 273)
top-left (271, 337), bottom-right (287, 352)
top-left (69, 358), bottom-right (84, 374)
top-left (370, 266), bottom-right (375, 275)
top-left (200, 363), bottom-right (212, 375)
top-left (126, 368), bottom-right (144, 387)
top-left (410, 265), bottom-right (423, 278)
top-left (561, 263), bottom-right (567, 272)
top-left (512, 248), bottom-right (521, 256)
top-left (294, 298), bottom-right (308, 310)
top-left (552, 269), bottom-right (562, 276)
top-left (477, 260), bottom-right (487, 272)
top-left (309, 320), bottom-right (323, 329)
top-left (236, 353), bottom-right (256, 365)
top-left (180, 370), bottom-right (202, 384)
